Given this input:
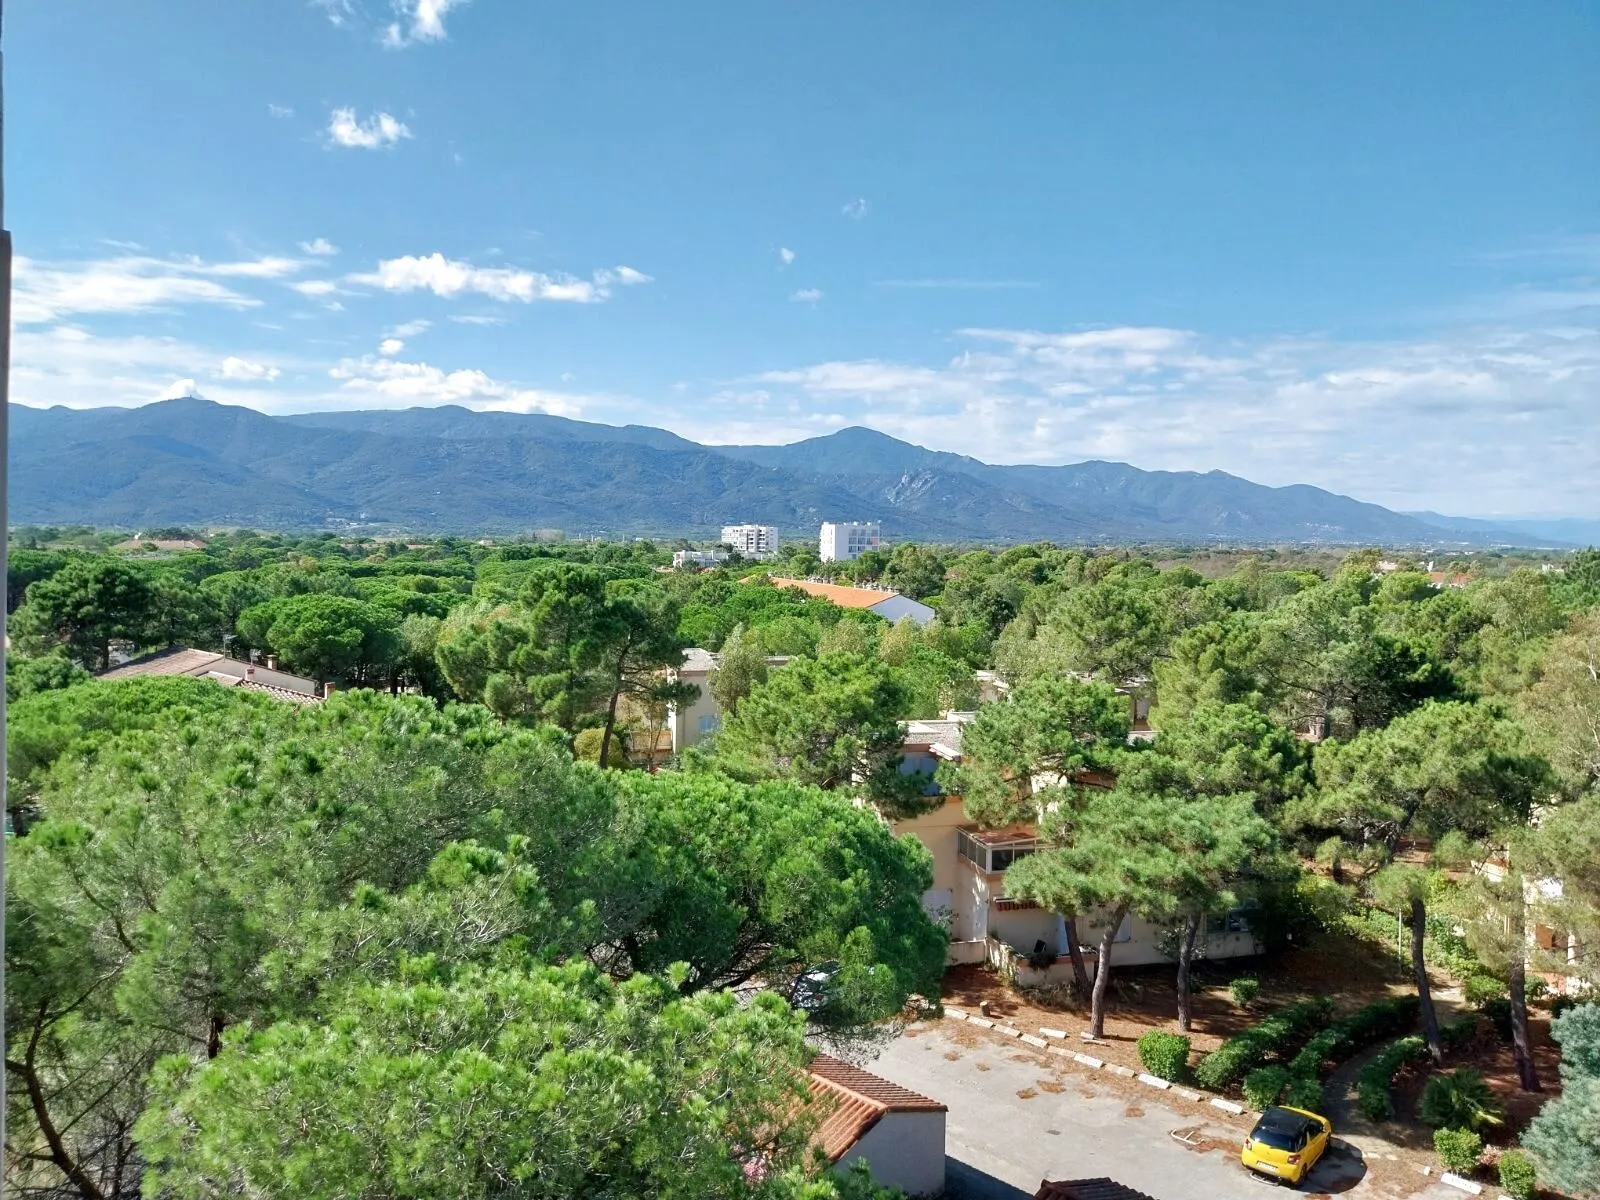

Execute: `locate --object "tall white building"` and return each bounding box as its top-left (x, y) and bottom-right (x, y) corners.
top-left (719, 524), bottom-right (779, 560)
top-left (819, 521), bottom-right (883, 562)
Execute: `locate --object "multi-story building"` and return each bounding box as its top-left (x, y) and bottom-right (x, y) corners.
top-left (719, 524), bottom-right (779, 560)
top-left (818, 520), bottom-right (882, 562)
top-left (672, 548), bottom-right (729, 569)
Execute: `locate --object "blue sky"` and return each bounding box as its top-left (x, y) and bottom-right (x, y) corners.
top-left (11, 1), bottom-right (1599, 516)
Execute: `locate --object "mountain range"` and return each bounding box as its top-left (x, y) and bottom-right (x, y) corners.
top-left (7, 398), bottom-right (1583, 548)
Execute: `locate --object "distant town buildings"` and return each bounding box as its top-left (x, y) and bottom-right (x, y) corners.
top-left (819, 520), bottom-right (882, 562)
top-left (672, 548), bottom-right (729, 569)
top-left (719, 524), bottom-right (779, 560)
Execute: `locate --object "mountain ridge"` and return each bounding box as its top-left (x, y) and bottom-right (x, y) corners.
top-left (6, 400), bottom-right (1573, 547)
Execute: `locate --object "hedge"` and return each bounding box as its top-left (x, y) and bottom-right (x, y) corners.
top-left (1137, 1031), bottom-right (1192, 1082)
top-left (1287, 995), bottom-right (1420, 1080)
top-left (1358, 1016), bottom-right (1480, 1122)
top-left (1498, 1150), bottom-right (1537, 1200)
top-left (1244, 1066), bottom-right (1291, 1110)
top-left (1194, 996), bottom-right (1334, 1090)
top-left (1434, 1128), bottom-right (1483, 1175)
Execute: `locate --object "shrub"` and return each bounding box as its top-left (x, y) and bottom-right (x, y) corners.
top-left (1195, 996), bottom-right (1333, 1090)
top-left (1230, 977), bottom-right (1261, 1007)
top-left (1357, 1035), bottom-right (1427, 1121)
top-left (1289, 1029), bottom-right (1344, 1079)
top-left (1434, 1127), bottom-right (1483, 1175)
top-left (1548, 994), bottom-right (1582, 1019)
top-left (1482, 997), bottom-right (1513, 1044)
top-left (1244, 1066), bottom-right (1290, 1110)
top-left (1283, 1075), bottom-right (1325, 1112)
top-left (1137, 1031), bottom-right (1192, 1082)
top-left (1442, 1013), bottom-right (1481, 1051)
top-left (1418, 1069), bottom-right (1505, 1132)
top-left (1464, 974), bottom-right (1507, 1007)
top-left (1526, 977), bottom-right (1548, 1002)
top-left (1497, 1149), bottom-right (1537, 1200)
top-left (1289, 995), bottom-right (1419, 1079)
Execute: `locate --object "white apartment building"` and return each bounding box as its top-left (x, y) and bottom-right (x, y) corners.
top-left (719, 524), bottom-right (779, 560)
top-left (819, 520), bottom-right (882, 562)
top-left (672, 548), bottom-right (729, 569)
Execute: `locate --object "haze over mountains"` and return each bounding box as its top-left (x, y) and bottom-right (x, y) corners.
top-left (7, 398), bottom-right (1579, 547)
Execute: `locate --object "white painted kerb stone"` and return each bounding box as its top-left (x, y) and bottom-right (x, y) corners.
top-left (1438, 1175), bottom-right (1482, 1196)
top-left (1137, 1074), bottom-right (1172, 1089)
top-left (1209, 1098), bottom-right (1245, 1115)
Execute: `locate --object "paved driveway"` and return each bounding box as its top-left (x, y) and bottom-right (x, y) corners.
top-left (859, 1022), bottom-right (1471, 1200)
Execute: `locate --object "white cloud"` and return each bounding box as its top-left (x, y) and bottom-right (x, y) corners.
top-left (779, 247), bottom-right (796, 267)
top-left (268, 103), bottom-right (295, 119)
top-left (389, 319), bottom-right (432, 338)
top-left (383, 0), bottom-right (469, 46)
top-left (379, 338), bottom-right (406, 356)
top-left (841, 197), bottom-right (870, 220)
top-left (13, 253), bottom-right (304, 324)
top-left (311, 0), bottom-right (357, 26)
top-left (291, 279), bottom-right (344, 297)
top-left (330, 354), bottom-right (583, 416)
top-left (163, 378), bottom-right (202, 400)
top-left (218, 356), bottom-right (281, 382)
top-left (300, 238), bottom-right (339, 256)
top-left (450, 314), bottom-right (507, 326)
top-left (327, 107), bottom-right (412, 150)
top-left (349, 253), bottom-right (650, 304)
top-left (790, 288), bottom-right (824, 303)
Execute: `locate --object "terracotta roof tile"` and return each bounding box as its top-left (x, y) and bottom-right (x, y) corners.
top-left (807, 1054), bottom-right (946, 1113)
top-left (1035, 1180), bottom-right (1163, 1200)
top-left (808, 1079), bottom-right (885, 1163)
top-left (770, 578), bottom-right (904, 610)
top-left (99, 647), bottom-right (224, 679)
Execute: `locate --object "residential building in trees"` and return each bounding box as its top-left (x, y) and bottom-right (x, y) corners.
top-left (768, 577), bottom-right (935, 626)
top-left (806, 1054), bottom-right (946, 1198)
top-left (819, 520), bottom-right (882, 562)
top-left (719, 524), bottom-right (779, 560)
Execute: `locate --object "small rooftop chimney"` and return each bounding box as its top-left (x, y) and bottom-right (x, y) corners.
top-left (266, 654), bottom-right (278, 671)
top-left (323, 681), bottom-right (335, 699)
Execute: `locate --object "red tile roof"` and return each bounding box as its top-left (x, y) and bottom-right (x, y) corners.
top-left (806, 1054), bottom-right (946, 1163)
top-left (770, 577), bottom-right (904, 610)
top-left (1035, 1180), bottom-right (1163, 1200)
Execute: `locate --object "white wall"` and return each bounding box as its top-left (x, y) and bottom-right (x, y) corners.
top-left (669, 669), bottom-right (720, 752)
top-left (838, 1111), bottom-right (946, 1198)
top-left (868, 594), bottom-right (936, 626)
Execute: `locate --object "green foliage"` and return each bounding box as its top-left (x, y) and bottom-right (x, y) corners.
top-left (1464, 974), bottom-right (1508, 1007)
top-left (709, 623), bottom-right (769, 715)
top-left (1481, 997), bottom-right (1514, 1043)
top-left (1418, 1069), bottom-right (1504, 1131)
top-left (1136, 1031), bottom-right (1191, 1081)
top-left (1497, 1149), bottom-right (1538, 1200)
top-left (12, 555), bottom-right (155, 668)
top-left (238, 592), bottom-right (401, 684)
top-left (572, 726), bottom-right (628, 767)
top-left (1287, 995), bottom-right (1419, 1079)
top-left (1193, 997), bottom-right (1333, 1090)
top-left (1283, 1075), bottom-right (1325, 1112)
top-left (707, 651), bottom-right (929, 816)
top-left (1550, 1002), bottom-right (1600, 1077)
top-left (5, 650), bottom-right (90, 704)
top-left (1523, 1075), bottom-right (1600, 1197)
top-left (1230, 977), bottom-right (1261, 1007)
top-left (1243, 1066), bottom-right (1290, 1110)
top-left (1358, 1036), bottom-right (1428, 1121)
top-left (1433, 1128), bottom-right (1484, 1174)
top-left (137, 963), bottom-right (842, 1200)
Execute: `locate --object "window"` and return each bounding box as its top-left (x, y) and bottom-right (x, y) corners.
top-left (697, 714), bottom-right (718, 735)
top-left (957, 829), bottom-right (1042, 874)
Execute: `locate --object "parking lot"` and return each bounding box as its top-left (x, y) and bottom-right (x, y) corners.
top-left (860, 1020), bottom-right (1476, 1200)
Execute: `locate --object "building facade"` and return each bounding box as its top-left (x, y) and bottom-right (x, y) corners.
top-left (819, 521), bottom-right (882, 562)
top-left (720, 524), bottom-right (779, 559)
top-left (672, 548), bottom-right (729, 569)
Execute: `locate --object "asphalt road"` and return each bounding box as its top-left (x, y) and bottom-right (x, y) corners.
top-left (860, 1021), bottom-right (1473, 1200)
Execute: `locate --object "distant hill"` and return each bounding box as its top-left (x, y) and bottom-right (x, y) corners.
top-left (5, 399), bottom-right (1562, 546)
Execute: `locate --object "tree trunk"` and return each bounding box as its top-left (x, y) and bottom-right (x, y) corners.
top-left (1508, 884), bottom-right (1542, 1092)
top-left (1088, 906), bottom-right (1127, 1039)
top-left (1063, 914), bottom-right (1092, 1000)
top-left (1176, 911), bottom-right (1202, 1033)
top-left (597, 655), bottom-right (627, 770)
top-left (207, 1011), bottom-right (226, 1060)
top-left (7, 1047), bottom-right (109, 1200)
top-left (1410, 896), bottom-right (1443, 1065)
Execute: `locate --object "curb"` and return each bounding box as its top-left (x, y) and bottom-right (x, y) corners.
top-left (945, 1009), bottom-right (968, 1022)
top-left (994, 1025), bottom-right (1022, 1038)
top-left (1039, 1027), bottom-right (1068, 1040)
top-left (1020, 1033), bottom-right (1049, 1048)
top-left (1438, 1175), bottom-right (1482, 1196)
top-left (1073, 1052), bottom-right (1104, 1069)
top-left (1108, 1064), bottom-right (1136, 1078)
top-left (1210, 1098), bottom-right (1245, 1116)
top-left (1172, 1087), bottom-right (1202, 1102)
top-left (1137, 1074), bottom-right (1172, 1090)
top-left (968, 1017), bottom-right (994, 1028)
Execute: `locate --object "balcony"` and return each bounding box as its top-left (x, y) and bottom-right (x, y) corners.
top-left (956, 827), bottom-right (1043, 875)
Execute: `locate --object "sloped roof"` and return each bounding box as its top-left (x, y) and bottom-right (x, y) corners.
top-left (807, 1054), bottom-right (945, 1163)
top-left (769, 578), bottom-right (905, 610)
top-left (99, 647), bottom-right (323, 703)
top-left (1035, 1180), bottom-right (1163, 1200)
top-left (100, 647), bottom-right (225, 679)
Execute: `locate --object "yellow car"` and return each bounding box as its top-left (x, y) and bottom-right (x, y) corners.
top-left (1240, 1105), bottom-right (1332, 1186)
